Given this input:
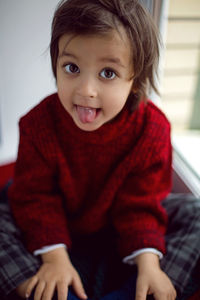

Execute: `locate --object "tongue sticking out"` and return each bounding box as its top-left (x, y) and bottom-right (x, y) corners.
top-left (76, 106), bottom-right (97, 123)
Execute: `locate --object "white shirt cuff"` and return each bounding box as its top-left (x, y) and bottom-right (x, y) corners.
top-left (33, 244), bottom-right (67, 256)
top-left (122, 248), bottom-right (163, 265)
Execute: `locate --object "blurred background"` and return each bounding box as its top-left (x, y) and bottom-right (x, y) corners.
top-left (0, 0), bottom-right (57, 163)
top-left (0, 0), bottom-right (199, 195)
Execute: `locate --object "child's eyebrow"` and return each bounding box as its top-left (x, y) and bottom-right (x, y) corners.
top-left (59, 51), bottom-right (125, 68)
top-left (59, 51), bottom-right (77, 59)
top-left (99, 57), bottom-right (126, 68)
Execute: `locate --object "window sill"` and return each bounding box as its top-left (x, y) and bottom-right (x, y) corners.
top-left (172, 131), bottom-right (200, 197)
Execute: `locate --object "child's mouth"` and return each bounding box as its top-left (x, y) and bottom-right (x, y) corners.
top-left (76, 105), bottom-right (101, 124)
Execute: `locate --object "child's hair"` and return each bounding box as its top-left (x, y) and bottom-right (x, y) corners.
top-left (50, 0), bottom-right (160, 107)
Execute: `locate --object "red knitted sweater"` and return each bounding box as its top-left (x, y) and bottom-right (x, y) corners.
top-left (9, 93), bottom-right (172, 258)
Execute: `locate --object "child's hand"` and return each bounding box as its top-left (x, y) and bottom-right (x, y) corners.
top-left (24, 247), bottom-right (87, 300)
top-left (135, 253), bottom-right (177, 300)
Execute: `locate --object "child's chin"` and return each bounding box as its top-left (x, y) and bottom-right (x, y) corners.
top-left (75, 120), bottom-right (102, 132)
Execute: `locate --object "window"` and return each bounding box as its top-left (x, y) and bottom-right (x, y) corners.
top-left (161, 0), bottom-right (200, 196)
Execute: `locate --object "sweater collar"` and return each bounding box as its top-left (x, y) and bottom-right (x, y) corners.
top-left (54, 93), bottom-right (140, 144)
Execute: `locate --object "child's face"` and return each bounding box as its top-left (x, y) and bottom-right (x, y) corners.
top-left (56, 28), bottom-right (134, 131)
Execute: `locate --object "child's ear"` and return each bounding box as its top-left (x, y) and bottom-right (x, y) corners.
top-left (131, 83), bottom-right (138, 94)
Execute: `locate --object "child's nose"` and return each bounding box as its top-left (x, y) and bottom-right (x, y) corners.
top-left (76, 76), bottom-right (98, 98)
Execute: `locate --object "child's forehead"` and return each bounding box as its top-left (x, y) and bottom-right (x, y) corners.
top-left (58, 27), bottom-right (132, 56)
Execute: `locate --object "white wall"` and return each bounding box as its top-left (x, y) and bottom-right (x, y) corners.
top-left (0, 0), bottom-right (59, 164)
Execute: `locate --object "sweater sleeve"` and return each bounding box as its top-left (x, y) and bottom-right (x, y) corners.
top-left (8, 118), bottom-right (72, 253)
top-left (111, 124), bottom-right (172, 258)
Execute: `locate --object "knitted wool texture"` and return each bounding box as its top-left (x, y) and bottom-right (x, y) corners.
top-left (9, 93), bottom-right (172, 258)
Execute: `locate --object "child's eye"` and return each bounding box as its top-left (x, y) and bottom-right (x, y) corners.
top-left (64, 63), bottom-right (80, 74)
top-left (100, 68), bottom-right (116, 79)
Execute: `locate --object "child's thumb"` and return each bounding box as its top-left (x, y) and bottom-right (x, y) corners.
top-left (72, 272), bottom-right (88, 299)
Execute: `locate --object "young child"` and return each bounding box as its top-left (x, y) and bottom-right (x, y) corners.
top-left (8, 0), bottom-right (177, 299)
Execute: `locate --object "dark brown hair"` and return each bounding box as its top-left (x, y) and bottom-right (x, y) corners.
top-left (50, 0), bottom-right (160, 106)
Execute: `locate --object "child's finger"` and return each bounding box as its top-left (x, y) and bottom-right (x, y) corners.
top-left (41, 282), bottom-right (56, 300)
top-left (72, 272), bottom-right (87, 299)
top-left (34, 280), bottom-right (46, 300)
top-left (25, 276), bottom-right (39, 299)
top-left (57, 281), bottom-right (68, 300)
